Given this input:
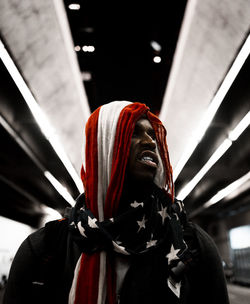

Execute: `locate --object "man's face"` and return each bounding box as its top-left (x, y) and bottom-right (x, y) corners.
top-left (127, 118), bottom-right (159, 184)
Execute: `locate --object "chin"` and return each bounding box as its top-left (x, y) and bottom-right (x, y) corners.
top-left (132, 171), bottom-right (156, 186)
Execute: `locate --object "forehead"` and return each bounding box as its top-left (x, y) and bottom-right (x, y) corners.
top-left (134, 118), bottom-right (153, 130)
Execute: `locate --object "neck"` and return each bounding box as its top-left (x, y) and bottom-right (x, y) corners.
top-left (118, 177), bottom-right (155, 214)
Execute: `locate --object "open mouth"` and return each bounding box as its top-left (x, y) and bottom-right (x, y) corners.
top-left (138, 151), bottom-right (158, 169)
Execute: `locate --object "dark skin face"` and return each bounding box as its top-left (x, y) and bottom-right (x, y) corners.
top-left (120, 118), bottom-right (159, 207)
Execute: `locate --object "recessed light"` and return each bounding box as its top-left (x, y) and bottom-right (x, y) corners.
top-left (68, 3), bottom-right (80, 10)
top-left (153, 56), bottom-right (161, 63)
top-left (150, 40), bottom-right (162, 52)
top-left (82, 45), bottom-right (95, 52)
top-left (74, 45), bottom-right (81, 52)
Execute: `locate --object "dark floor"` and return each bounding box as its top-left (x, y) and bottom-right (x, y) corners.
top-left (227, 283), bottom-right (250, 304)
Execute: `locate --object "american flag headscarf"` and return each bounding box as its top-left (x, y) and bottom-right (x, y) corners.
top-left (68, 101), bottom-right (175, 304)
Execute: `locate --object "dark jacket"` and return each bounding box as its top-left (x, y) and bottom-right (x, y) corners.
top-left (3, 219), bottom-right (229, 304)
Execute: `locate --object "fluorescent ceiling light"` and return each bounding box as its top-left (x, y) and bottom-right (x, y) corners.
top-left (177, 111), bottom-right (250, 201)
top-left (204, 170), bottom-right (250, 208)
top-left (174, 34), bottom-right (250, 181)
top-left (0, 39), bottom-right (83, 192)
top-left (189, 172), bottom-right (250, 218)
top-left (44, 171), bottom-right (75, 206)
top-left (229, 111), bottom-right (250, 141)
top-left (0, 114), bottom-right (76, 206)
top-left (177, 139), bottom-right (232, 200)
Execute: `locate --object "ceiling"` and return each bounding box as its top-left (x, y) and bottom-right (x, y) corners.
top-left (64, 0), bottom-right (187, 114)
top-left (0, 0), bottom-right (249, 228)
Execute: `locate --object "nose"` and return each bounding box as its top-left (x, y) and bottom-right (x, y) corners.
top-left (141, 132), bottom-right (156, 150)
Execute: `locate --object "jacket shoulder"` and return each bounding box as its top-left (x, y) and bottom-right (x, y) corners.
top-left (183, 222), bottom-right (229, 303)
top-left (28, 218), bottom-right (69, 258)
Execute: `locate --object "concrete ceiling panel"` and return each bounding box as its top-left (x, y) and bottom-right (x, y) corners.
top-left (0, 0), bottom-right (90, 175)
top-left (160, 0), bottom-right (250, 170)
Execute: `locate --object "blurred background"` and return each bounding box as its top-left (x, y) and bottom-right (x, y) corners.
top-left (0, 0), bottom-right (249, 302)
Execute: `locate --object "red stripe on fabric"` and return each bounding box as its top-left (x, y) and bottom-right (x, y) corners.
top-left (83, 106), bottom-right (101, 218)
top-left (74, 253), bottom-right (100, 304)
top-left (77, 107), bottom-right (101, 304)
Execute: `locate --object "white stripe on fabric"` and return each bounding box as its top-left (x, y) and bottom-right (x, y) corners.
top-left (96, 101), bottom-right (131, 304)
top-left (81, 123), bottom-right (87, 173)
top-left (97, 101), bottom-right (131, 221)
top-left (68, 254), bottom-right (83, 304)
top-left (97, 251), bottom-right (107, 304)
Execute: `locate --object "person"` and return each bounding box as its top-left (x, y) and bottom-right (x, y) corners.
top-left (4, 101), bottom-right (229, 304)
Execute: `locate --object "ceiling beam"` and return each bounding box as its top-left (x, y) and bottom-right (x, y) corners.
top-left (160, 0), bottom-right (250, 175)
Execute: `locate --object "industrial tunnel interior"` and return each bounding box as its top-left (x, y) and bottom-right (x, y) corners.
top-left (0, 0), bottom-right (250, 303)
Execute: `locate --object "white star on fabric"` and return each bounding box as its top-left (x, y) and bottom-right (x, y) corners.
top-left (70, 221), bottom-right (77, 228)
top-left (137, 215), bottom-right (147, 232)
top-left (158, 205), bottom-right (170, 224)
top-left (167, 278), bottom-right (181, 298)
top-left (166, 244), bottom-right (180, 264)
top-left (77, 222), bottom-right (87, 237)
top-left (174, 213), bottom-right (180, 221)
top-left (176, 200), bottom-right (183, 212)
top-left (88, 216), bottom-right (98, 228)
top-left (130, 200), bottom-right (144, 208)
top-left (109, 217), bottom-right (114, 222)
top-left (146, 236), bottom-right (157, 248)
top-left (112, 241), bottom-right (130, 255)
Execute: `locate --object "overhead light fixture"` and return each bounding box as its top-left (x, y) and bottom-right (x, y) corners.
top-left (174, 34), bottom-right (250, 181)
top-left (189, 171), bottom-right (250, 218)
top-left (68, 3), bottom-right (80, 10)
top-left (228, 111), bottom-right (250, 141)
top-left (74, 45), bottom-right (81, 52)
top-left (153, 56), bottom-right (161, 63)
top-left (0, 39), bottom-right (83, 193)
top-left (44, 171), bottom-right (75, 206)
top-left (0, 114), bottom-right (76, 206)
top-left (82, 71), bottom-right (92, 81)
top-left (204, 170), bottom-right (250, 208)
top-left (177, 139), bottom-right (232, 201)
top-left (83, 27), bottom-right (94, 33)
top-left (150, 40), bottom-right (162, 52)
top-left (82, 45), bottom-right (95, 52)
top-left (177, 111), bottom-right (250, 201)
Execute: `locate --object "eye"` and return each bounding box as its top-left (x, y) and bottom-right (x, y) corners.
top-left (132, 126), bottom-right (140, 137)
top-left (148, 130), bottom-right (156, 140)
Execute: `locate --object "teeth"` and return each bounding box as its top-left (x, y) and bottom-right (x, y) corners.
top-left (141, 156), bottom-right (154, 162)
